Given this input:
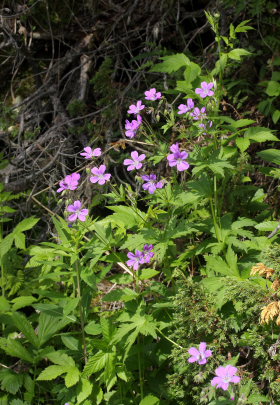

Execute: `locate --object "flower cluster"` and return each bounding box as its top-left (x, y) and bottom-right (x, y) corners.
top-left (167, 143), bottom-right (189, 172)
top-left (126, 244), bottom-right (154, 270)
top-left (57, 146), bottom-right (109, 222)
top-left (57, 173), bottom-right (80, 193)
top-left (177, 82), bottom-right (214, 131)
top-left (142, 174), bottom-right (164, 194)
top-left (125, 115), bottom-right (142, 139)
top-left (57, 81), bottom-right (214, 223)
top-left (188, 342), bottom-right (241, 395)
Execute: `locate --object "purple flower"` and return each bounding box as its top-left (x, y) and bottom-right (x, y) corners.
top-left (125, 115), bottom-right (142, 139)
top-left (67, 200), bottom-right (88, 222)
top-left (80, 146), bottom-right (102, 159)
top-left (142, 174), bottom-right (164, 194)
top-left (127, 100), bottom-right (145, 115)
top-left (144, 88), bottom-right (162, 101)
top-left (126, 245), bottom-right (155, 270)
top-left (167, 144), bottom-right (190, 172)
top-left (123, 151), bottom-right (146, 171)
top-left (90, 165), bottom-right (111, 185)
top-left (188, 342), bottom-right (212, 365)
top-left (57, 173), bottom-right (80, 193)
top-left (195, 81), bottom-right (214, 98)
top-left (178, 99), bottom-right (194, 114)
top-left (211, 365), bottom-right (241, 391)
top-left (142, 244), bottom-right (155, 263)
top-left (126, 250), bottom-right (144, 270)
top-left (190, 107), bottom-right (207, 121)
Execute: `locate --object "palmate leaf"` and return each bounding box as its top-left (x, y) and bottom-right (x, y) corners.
top-left (244, 126), bottom-right (279, 142)
top-left (37, 313), bottom-right (74, 347)
top-left (150, 53), bottom-right (190, 73)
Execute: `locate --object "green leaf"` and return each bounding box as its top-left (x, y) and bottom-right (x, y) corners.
top-left (10, 312), bottom-right (39, 348)
top-left (105, 205), bottom-right (145, 228)
top-left (83, 351), bottom-right (107, 377)
top-left (150, 53), bottom-right (190, 73)
top-left (235, 137), bottom-right (250, 152)
top-left (102, 288), bottom-right (138, 302)
top-left (139, 395), bottom-right (160, 405)
top-left (14, 217), bottom-right (39, 233)
top-left (61, 335), bottom-right (79, 351)
top-left (12, 296), bottom-right (37, 311)
top-left (0, 234), bottom-right (14, 258)
top-left (230, 119), bottom-right (255, 128)
top-left (47, 351), bottom-right (75, 367)
top-left (1, 371), bottom-right (23, 394)
top-left (76, 378), bottom-right (93, 404)
top-left (85, 321), bottom-right (102, 335)
top-left (183, 62), bottom-right (201, 82)
top-left (244, 127), bottom-right (279, 143)
top-left (37, 313), bottom-right (73, 346)
top-left (272, 109), bottom-right (280, 124)
top-left (0, 338), bottom-right (34, 363)
top-left (37, 365), bottom-right (66, 380)
top-left (100, 317), bottom-right (115, 343)
top-left (257, 149), bottom-right (280, 165)
top-left (52, 216), bottom-right (72, 246)
top-left (65, 366), bottom-right (80, 387)
top-left (255, 221), bottom-right (279, 231)
top-left (247, 394), bottom-right (269, 403)
top-left (228, 48), bottom-right (251, 61)
top-left (138, 268), bottom-right (160, 280)
top-left (13, 232), bottom-right (26, 250)
top-left (0, 297), bottom-right (10, 312)
top-left (266, 80), bottom-right (280, 97)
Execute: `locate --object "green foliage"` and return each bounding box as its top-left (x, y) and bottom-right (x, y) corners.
top-left (1, 14), bottom-right (280, 404)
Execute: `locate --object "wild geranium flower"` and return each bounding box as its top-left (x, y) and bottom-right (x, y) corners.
top-left (178, 99), bottom-right (194, 114)
top-left (211, 365), bottom-right (241, 391)
top-left (125, 115), bottom-right (142, 138)
top-left (126, 250), bottom-right (144, 270)
top-left (127, 100), bottom-right (145, 115)
top-left (90, 165), bottom-right (111, 185)
top-left (67, 200), bottom-right (88, 222)
top-left (188, 342), bottom-right (212, 365)
top-left (126, 245), bottom-right (155, 270)
top-left (195, 81), bottom-right (214, 98)
top-left (123, 151), bottom-right (146, 171)
top-left (80, 146), bottom-right (102, 159)
top-left (144, 88), bottom-right (162, 101)
top-left (190, 107), bottom-right (207, 120)
top-left (141, 174), bottom-right (164, 194)
top-left (57, 173), bottom-right (80, 193)
top-left (142, 244), bottom-right (155, 263)
top-left (167, 143), bottom-right (190, 172)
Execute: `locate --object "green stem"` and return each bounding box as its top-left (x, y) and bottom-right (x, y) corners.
top-left (75, 259), bottom-right (88, 364)
top-left (209, 197), bottom-right (221, 242)
top-left (156, 328), bottom-right (185, 349)
top-left (137, 334), bottom-right (144, 401)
